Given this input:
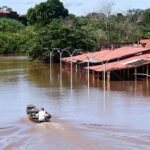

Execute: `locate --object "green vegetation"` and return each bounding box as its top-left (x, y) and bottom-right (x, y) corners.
top-left (27, 0), bottom-right (68, 25)
top-left (0, 0), bottom-right (150, 62)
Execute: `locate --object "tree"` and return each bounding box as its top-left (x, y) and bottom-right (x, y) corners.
top-left (126, 9), bottom-right (144, 24)
top-left (27, 0), bottom-right (68, 25)
top-left (0, 6), bottom-right (12, 11)
top-left (0, 18), bottom-right (24, 32)
top-left (0, 18), bottom-right (25, 54)
top-left (19, 15), bottom-right (28, 26)
top-left (94, 1), bottom-right (115, 43)
top-left (141, 9), bottom-right (150, 38)
top-left (142, 9), bottom-right (150, 25)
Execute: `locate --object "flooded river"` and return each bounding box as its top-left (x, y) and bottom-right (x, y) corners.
top-left (0, 56), bottom-right (150, 150)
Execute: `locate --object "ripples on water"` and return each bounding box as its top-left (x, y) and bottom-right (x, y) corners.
top-left (0, 56), bottom-right (150, 150)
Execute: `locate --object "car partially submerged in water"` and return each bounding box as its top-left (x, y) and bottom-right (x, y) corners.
top-left (26, 105), bottom-right (52, 122)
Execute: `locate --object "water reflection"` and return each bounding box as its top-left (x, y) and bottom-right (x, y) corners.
top-left (0, 56), bottom-right (150, 130)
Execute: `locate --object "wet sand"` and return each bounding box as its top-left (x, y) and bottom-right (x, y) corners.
top-left (0, 117), bottom-right (150, 150)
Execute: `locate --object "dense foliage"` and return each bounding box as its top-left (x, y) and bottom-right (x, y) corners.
top-left (0, 0), bottom-right (150, 62)
top-left (27, 0), bottom-right (68, 25)
top-left (0, 18), bottom-right (25, 54)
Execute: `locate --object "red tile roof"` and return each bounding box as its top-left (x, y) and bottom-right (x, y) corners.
top-left (86, 53), bottom-right (150, 72)
top-left (93, 46), bottom-right (150, 62)
top-left (62, 49), bottom-right (110, 62)
top-left (0, 10), bottom-right (10, 14)
top-left (62, 46), bottom-right (150, 63)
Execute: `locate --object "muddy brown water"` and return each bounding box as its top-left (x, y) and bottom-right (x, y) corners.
top-left (0, 56), bottom-right (150, 150)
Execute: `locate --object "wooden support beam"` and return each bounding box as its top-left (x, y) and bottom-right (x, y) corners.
top-left (107, 71), bottom-right (111, 82)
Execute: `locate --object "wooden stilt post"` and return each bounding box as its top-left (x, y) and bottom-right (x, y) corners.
top-left (123, 69), bottom-right (125, 80)
top-left (147, 64), bottom-right (149, 79)
top-left (100, 72), bottom-right (102, 80)
top-left (92, 70), bottom-right (93, 79)
top-left (75, 63), bottom-right (78, 73)
top-left (122, 70), bottom-right (124, 80)
top-left (96, 72), bottom-right (99, 84)
top-left (127, 69), bottom-right (130, 79)
top-left (142, 65), bottom-right (145, 73)
top-left (146, 72), bottom-right (149, 89)
top-left (103, 71), bottom-right (105, 81)
top-left (107, 71), bottom-right (111, 90)
top-left (92, 71), bottom-right (95, 82)
top-left (134, 77), bottom-right (137, 95)
top-left (100, 72), bottom-right (103, 80)
top-left (101, 71), bottom-right (104, 80)
top-left (135, 67), bottom-right (137, 80)
top-left (107, 71), bottom-right (111, 82)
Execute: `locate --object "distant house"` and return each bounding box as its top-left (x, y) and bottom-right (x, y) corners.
top-left (0, 10), bottom-right (19, 20)
top-left (0, 10), bottom-right (10, 14)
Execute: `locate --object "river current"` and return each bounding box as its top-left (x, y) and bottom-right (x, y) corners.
top-left (0, 56), bottom-right (150, 150)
